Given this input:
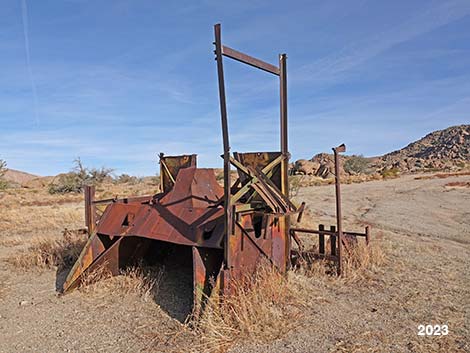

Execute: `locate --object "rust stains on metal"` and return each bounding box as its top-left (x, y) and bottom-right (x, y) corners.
top-left (62, 23), bottom-right (371, 312)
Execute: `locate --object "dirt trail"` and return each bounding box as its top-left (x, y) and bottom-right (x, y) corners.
top-left (1, 174), bottom-right (469, 352)
top-left (296, 174), bottom-right (470, 244)
top-left (235, 174), bottom-right (470, 352)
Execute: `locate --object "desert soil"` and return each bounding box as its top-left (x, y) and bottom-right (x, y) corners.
top-left (0, 174), bottom-right (469, 352)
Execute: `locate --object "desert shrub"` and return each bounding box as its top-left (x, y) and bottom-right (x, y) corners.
top-left (49, 158), bottom-right (114, 194)
top-left (0, 159), bottom-right (8, 190)
top-left (7, 229), bottom-right (87, 270)
top-left (295, 238), bottom-right (385, 283)
top-left (343, 155), bottom-right (371, 174)
top-left (49, 172), bottom-right (84, 194)
top-left (191, 264), bottom-right (303, 352)
top-left (381, 167), bottom-right (400, 179)
top-left (289, 175), bottom-right (304, 197)
top-left (88, 166), bottom-right (114, 183)
top-left (343, 240), bottom-right (385, 279)
top-left (115, 173), bottom-right (140, 184)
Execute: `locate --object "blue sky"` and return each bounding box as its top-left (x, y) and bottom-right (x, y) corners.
top-left (1, 0), bottom-right (469, 176)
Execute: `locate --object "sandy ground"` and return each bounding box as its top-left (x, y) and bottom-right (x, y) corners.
top-left (0, 174), bottom-right (469, 352)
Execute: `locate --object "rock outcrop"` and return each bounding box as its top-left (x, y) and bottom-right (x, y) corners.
top-left (291, 124), bottom-right (469, 178)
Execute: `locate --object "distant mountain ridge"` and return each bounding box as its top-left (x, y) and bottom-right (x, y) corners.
top-left (292, 125), bottom-right (469, 177)
top-left (3, 169), bottom-right (39, 185)
top-left (2, 125), bottom-right (469, 185)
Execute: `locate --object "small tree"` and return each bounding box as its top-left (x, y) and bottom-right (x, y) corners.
top-left (0, 159), bottom-right (8, 189)
top-left (49, 158), bottom-right (114, 194)
top-left (343, 155), bottom-right (371, 175)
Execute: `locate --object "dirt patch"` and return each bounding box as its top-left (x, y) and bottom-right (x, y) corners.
top-left (0, 174), bottom-right (469, 352)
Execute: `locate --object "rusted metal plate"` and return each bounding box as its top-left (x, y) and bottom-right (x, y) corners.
top-left (63, 233), bottom-right (118, 292)
top-left (234, 152), bottom-right (282, 197)
top-left (160, 154), bottom-right (197, 193)
top-left (94, 168), bottom-right (225, 248)
top-left (192, 246), bottom-right (223, 317)
top-left (63, 24), bottom-right (300, 314)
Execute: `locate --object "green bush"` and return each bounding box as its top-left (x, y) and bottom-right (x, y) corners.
top-left (48, 172), bottom-right (84, 194)
top-left (289, 175), bottom-right (304, 197)
top-left (381, 167), bottom-right (400, 179)
top-left (49, 158), bottom-right (114, 194)
top-left (343, 155), bottom-right (371, 174)
top-left (0, 159), bottom-right (8, 190)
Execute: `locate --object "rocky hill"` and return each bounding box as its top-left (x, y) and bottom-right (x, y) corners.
top-left (3, 169), bottom-right (39, 186)
top-left (292, 125), bottom-right (469, 177)
top-left (374, 124), bottom-right (469, 172)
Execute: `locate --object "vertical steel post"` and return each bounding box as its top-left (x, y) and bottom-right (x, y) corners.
top-left (159, 152), bottom-right (164, 192)
top-left (214, 23), bottom-right (232, 269)
top-left (333, 146), bottom-right (345, 275)
top-left (319, 224), bottom-right (325, 255)
top-left (279, 53), bottom-right (288, 181)
top-left (84, 185), bottom-right (96, 235)
top-left (365, 225), bottom-right (370, 245)
top-left (279, 53), bottom-right (289, 269)
top-left (330, 225), bottom-right (337, 256)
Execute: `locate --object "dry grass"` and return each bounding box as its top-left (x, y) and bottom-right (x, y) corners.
top-left (342, 240), bottom-right (386, 281)
top-left (188, 243), bottom-right (385, 353)
top-left (0, 203), bottom-right (83, 237)
top-left (190, 264), bottom-right (305, 353)
top-left (414, 171), bottom-right (470, 180)
top-left (0, 277), bottom-right (6, 298)
top-left (7, 229), bottom-right (87, 270)
top-left (0, 235), bottom-right (24, 247)
top-left (294, 238), bottom-right (385, 283)
top-left (79, 265), bottom-right (163, 302)
top-left (289, 173), bottom-right (385, 191)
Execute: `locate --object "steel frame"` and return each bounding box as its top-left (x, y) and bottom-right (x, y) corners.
top-left (214, 23), bottom-right (291, 275)
top-left (63, 24), bottom-right (372, 316)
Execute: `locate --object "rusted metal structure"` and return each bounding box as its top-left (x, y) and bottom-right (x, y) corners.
top-left (63, 23), bottom-right (370, 309)
top-left (63, 24), bottom-right (296, 310)
top-left (290, 143), bottom-right (370, 275)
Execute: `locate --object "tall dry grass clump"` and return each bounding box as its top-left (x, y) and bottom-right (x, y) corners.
top-left (294, 239), bottom-right (385, 282)
top-left (191, 264), bottom-right (304, 352)
top-left (79, 265), bottom-right (163, 302)
top-left (343, 240), bottom-right (385, 275)
top-left (7, 229), bottom-right (87, 270)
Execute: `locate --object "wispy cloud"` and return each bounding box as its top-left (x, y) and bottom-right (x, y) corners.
top-left (20, 0), bottom-right (39, 126)
top-left (292, 0), bottom-right (470, 85)
top-left (1, 0), bottom-right (469, 175)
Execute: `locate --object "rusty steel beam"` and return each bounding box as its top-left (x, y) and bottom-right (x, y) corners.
top-left (290, 227), bottom-right (368, 238)
top-left (296, 202), bottom-right (306, 223)
top-left (333, 144), bottom-right (346, 275)
top-left (214, 24), bottom-right (232, 270)
top-left (330, 225), bottom-right (337, 257)
top-left (64, 23), bottom-right (304, 313)
top-left (221, 45), bottom-right (280, 76)
top-left (319, 224), bottom-right (325, 255)
top-left (84, 185), bottom-right (96, 235)
top-left (279, 53), bottom-right (290, 269)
